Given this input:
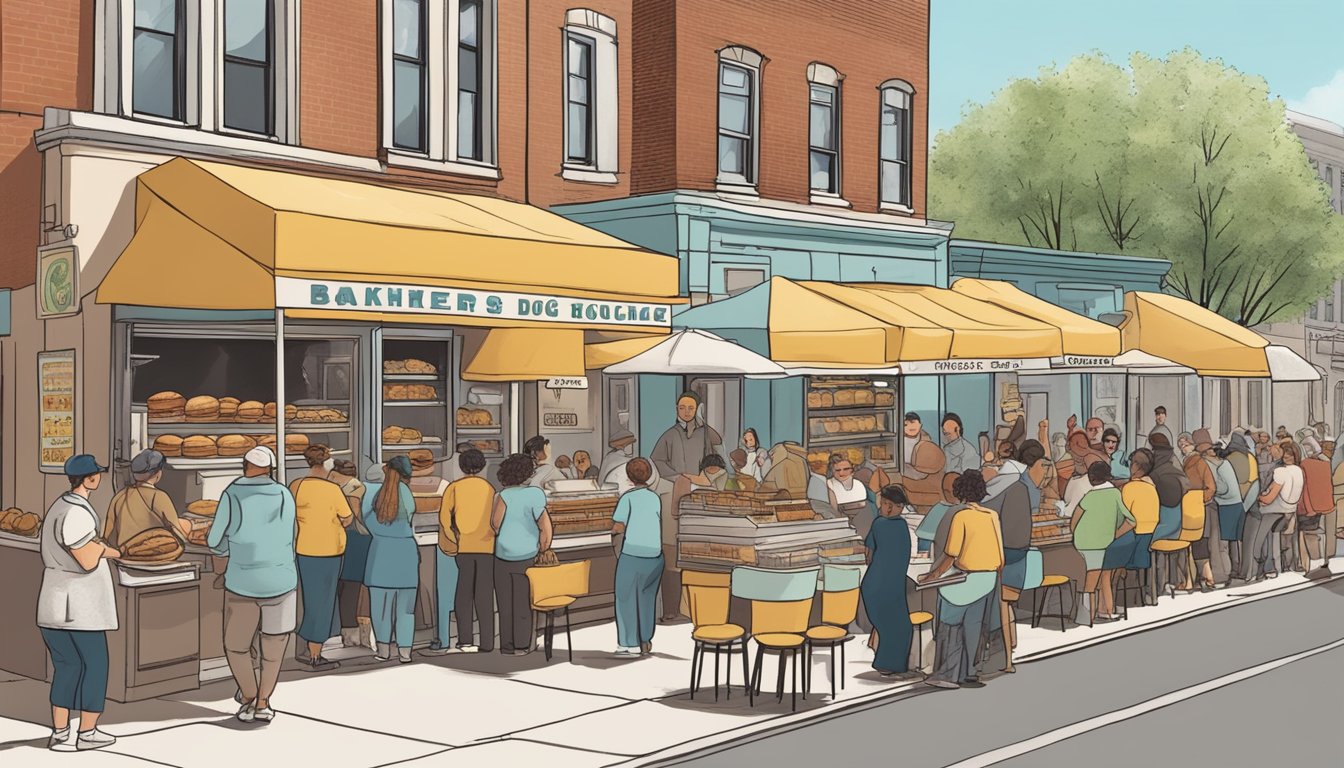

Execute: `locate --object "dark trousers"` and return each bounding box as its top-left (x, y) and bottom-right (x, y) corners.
top-left (494, 557), bottom-right (533, 653)
top-left (41, 628), bottom-right (108, 714)
top-left (1241, 510), bottom-right (1285, 579)
top-left (929, 591), bottom-right (993, 685)
top-left (337, 580), bottom-right (364, 629)
top-left (456, 553), bottom-right (495, 651)
top-left (659, 545), bottom-right (682, 619)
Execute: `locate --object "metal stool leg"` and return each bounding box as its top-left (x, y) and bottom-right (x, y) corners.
top-left (713, 645), bottom-right (721, 702)
top-left (690, 643), bottom-right (700, 698)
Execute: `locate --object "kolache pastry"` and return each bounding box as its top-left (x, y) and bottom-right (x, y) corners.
top-left (153, 434), bottom-right (184, 457)
top-left (181, 435), bottom-right (218, 458)
top-left (237, 400), bottom-right (265, 422)
top-left (185, 395), bottom-right (221, 423)
top-left (147, 391), bottom-right (187, 422)
top-left (217, 434), bottom-right (257, 457)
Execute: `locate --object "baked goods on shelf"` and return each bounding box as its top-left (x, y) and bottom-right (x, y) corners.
top-left (454, 408), bottom-right (493, 426)
top-left (184, 395), bottom-right (220, 423)
top-left (285, 434), bottom-right (309, 454)
top-left (284, 404), bottom-right (298, 421)
top-left (853, 389), bottom-right (875, 406)
top-left (405, 359), bottom-right (435, 374)
top-left (121, 527), bottom-right (183, 563)
top-left (317, 409), bottom-right (345, 423)
top-left (219, 397), bottom-right (241, 421)
top-left (382, 426), bottom-right (404, 444)
top-left (181, 435), bottom-right (218, 458)
top-left (870, 444), bottom-right (893, 462)
top-left (874, 391), bottom-right (896, 407)
top-left (401, 427), bottom-right (423, 444)
top-left (834, 390), bottom-right (856, 406)
top-left (217, 434), bottom-right (257, 457)
top-left (154, 434), bottom-right (184, 457)
top-left (186, 500), bottom-right (218, 517)
top-left (261, 402), bottom-right (277, 423)
top-left (384, 384), bottom-right (409, 400)
top-left (384, 383), bottom-right (438, 401)
top-left (258, 435), bottom-right (278, 452)
top-left (147, 391), bottom-right (187, 422)
top-left (237, 401), bottom-right (265, 423)
top-left (0, 507), bottom-right (40, 537)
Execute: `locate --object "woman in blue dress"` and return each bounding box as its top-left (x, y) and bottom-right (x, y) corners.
top-left (361, 455), bottom-right (419, 664)
top-left (860, 484), bottom-right (914, 677)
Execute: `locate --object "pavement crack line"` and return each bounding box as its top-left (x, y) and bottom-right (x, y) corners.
top-left (941, 635), bottom-right (1344, 768)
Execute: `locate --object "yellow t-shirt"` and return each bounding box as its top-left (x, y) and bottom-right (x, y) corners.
top-left (290, 477), bottom-right (351, 557)
top-left (1122, 478), bottom-right (1160, 535)
top-left (945, 503), bottom-right (1005, 573)
top-left (441, 475), bottom-right (496, 555)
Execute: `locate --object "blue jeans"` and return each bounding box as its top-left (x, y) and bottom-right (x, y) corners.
top-left (434, 549), bottom-right (460, 649)
top-left (368, 587), bottom-right (417, 649)
top-left (614, 553), bottom-right (663, 648)
top-left (40, 628), bottom-right (108, 713)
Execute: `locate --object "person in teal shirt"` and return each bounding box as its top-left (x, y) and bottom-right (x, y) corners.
top-left (611, 458), bottom-right (663, 655)
top-left (1071, 462), bottom-right (1135, 623)
top-left (492, 454), bottom-right (553, 656)
top-left (361, 456), bottom-right (418, 663)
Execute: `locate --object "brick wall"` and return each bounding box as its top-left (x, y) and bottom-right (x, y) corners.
top-left (298, 0), bottom-right (379, 158)
top-left (633, 0), bottom-right (930, 215)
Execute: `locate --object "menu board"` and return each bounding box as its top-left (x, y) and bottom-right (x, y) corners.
top-left (39, 350), bottom-right (76, 472)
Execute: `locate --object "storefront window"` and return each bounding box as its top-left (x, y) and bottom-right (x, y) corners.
top-left (803, 376), bottom-right (898, 476)
top-left (383, 338), bottom-right (453, 461)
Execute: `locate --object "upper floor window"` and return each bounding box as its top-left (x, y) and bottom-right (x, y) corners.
top-left (562, 10), bottom-right (618, 180)
top-left (101, 1), bottom-right (298, 141)
top-left (391, 0), bottom-right (428, 151)
top-left (807, 63), bottom-right (842, 196)
top-left (223, 0), bottom-right (274, 135)
top-left (381, 0), bottom-right (497, 168)
top-left (132, 0), bottom-right (186, 120)
top-left (879, 79), bottom-right (914, 209)
top-left (717, 47), bottom-right (763, 188)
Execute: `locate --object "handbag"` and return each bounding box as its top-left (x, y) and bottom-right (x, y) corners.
top-left (533, 549), bottom-right (559, 567)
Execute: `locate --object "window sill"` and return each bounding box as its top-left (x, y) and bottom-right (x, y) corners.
top-left (385, 151), bottom-right (502, 180)
top-left (810, 193), bottom-right (851, 209)
top-left (880, 202), bottom-right (916, 215)
top-left (715, 180), bottom-right (760, 200)
top-left (561, 167), bottom-right (619, 184)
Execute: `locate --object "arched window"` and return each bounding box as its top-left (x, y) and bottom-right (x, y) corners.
top-left (717, 46), bottom-right (764, 188)
top-left (879, 79), bottom-right (915, 209)
top-left (807, 63), bottom-right (843, 196)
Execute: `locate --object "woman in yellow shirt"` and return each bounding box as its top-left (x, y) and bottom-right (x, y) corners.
top-left (1118, 449), bottom-right (1160, 600)
top-left (289, 445), bottom-right (354, 670)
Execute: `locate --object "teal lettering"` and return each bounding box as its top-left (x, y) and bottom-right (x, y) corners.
top-left (613, 305), bottom-right (628, 322)
top-left (598, 305), bottom-right (611, 320)
top-left (585, 305), bottom-right (599, 320)
top-left (364, 287), bottom-right (382, 306)
top-left (334, 287), bottom-right (357, 307)
top-left (486, 296), bottom-right (503, 315)
top-left (654, 307), bottom-right (668, 323)
top-left (571, 303), bottom-right (585, 319)
top-left (408, 290), bottom-right (424, 309)
top-left (544, 299), bottom-right (559, 317)
top-left (518, 299), bottom-right (532, 316)
top-left (386, 288), bottom-right (402, 307)
top-left (638, 307), bottom-right (651, 322)
top-left (431, 291), bottom-right (451, 309)
top-left (457, 293), bottom-right (477, 312)
top-left (310, 285), bottom-right (330, 306)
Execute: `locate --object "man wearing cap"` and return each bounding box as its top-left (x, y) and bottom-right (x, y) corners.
top-left (38, 455), bottom-right (119, 751)
top-left (103, 449), bottom-right (191, 548)
top-left (1149, 407), bottom-right (1175, 449)
top-left (600, 429), bottom-right (661, 494)
top-left (207, 446), bottom-right (297, 724)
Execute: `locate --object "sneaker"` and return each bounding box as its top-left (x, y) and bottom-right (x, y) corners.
top-left (924, 679), bottom-right (960, 690)
top-left (252, 706), bottom-right (275, 723)
top-left (614, 647), bottom-right (638, 656)
top-left (456, 645), bottom-right (480, 653)
top-left (419, 646), bottom-right (453, 656)
top-left (375, 642), bottom-right (393, 662)
top-left (48, 728), bottom-right (71, 751)
top-left (237, 703), bottom-right (256, 723)
top-left (308, 656), bottom-right (340, 671)
top-left (961, 680), bottom-right (988, 689)
top-left (76, 729), bottom-right (117, 751)
top-left (398, 648), bottom-right (413, 664)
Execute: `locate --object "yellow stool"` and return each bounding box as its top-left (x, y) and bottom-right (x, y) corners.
top-left (1031, 575), bottom-right (1074, 632)
top-left (909, 611), bottom-right (934, 671)
top-left (1150, 540), bottom-right (1192, 600)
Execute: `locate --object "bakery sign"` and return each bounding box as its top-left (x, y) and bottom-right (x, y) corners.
top-left (37, 245), bottom-right (79, 319)
top-left (276, 277), bottom-right (672, 328)
top-left (898, 357), bottom-right (1052, 375)
top-left (38, 349), bottom-right (76, 473)
top-left (1053, 356), bottom-right (1116, 368)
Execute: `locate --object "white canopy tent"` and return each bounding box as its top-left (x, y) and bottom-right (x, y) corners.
top-left (600, 329), bottom-right (788, 377)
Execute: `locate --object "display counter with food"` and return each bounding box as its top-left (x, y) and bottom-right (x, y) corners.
top-left (804, 377), bottom-right (900, 476)
top-left (675, 490), bottom-right (865, 572)
top-left (381, 339), bottom-right (452, 464)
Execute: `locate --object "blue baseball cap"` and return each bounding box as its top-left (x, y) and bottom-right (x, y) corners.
top-left (64, 454), bottom-right (107, 477)
top-left (387, 455), bottom-right (413, 478)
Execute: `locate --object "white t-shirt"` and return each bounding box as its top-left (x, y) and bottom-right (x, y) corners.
top-left (1265, 465), bottom-right (1304, 515)
top-left (827, 477), bottom-right (868, 506)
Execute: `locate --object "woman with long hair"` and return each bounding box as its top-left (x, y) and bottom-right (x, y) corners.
top-left (741, 428), bottom-right (767, 482)
top-left (361, 455), bottom-right (418, 663)
top-left (492, 453), bottom-right (554, 655)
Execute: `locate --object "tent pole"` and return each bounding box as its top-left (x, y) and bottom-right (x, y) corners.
top-left (276, 309), bottom-right (286, 484)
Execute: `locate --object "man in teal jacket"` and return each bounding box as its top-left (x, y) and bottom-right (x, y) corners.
top-left (208, 446), bottom-right (297, 725)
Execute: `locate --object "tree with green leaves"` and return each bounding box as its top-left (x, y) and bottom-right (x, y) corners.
top-left (930, 49), bottom-right (1344, 327)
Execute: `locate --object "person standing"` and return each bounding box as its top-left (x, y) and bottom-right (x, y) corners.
top-left (208, 446), bottom-right (296, 724)
top-left (1071, 463), bottom-right (1135, 622)
top-left (1083, 417), bottom-right (1106, 448)
top-left (1147, 434), bottom-right (1187, 541)
top-left (1297, 440), bottom-right (1333, 577)
top-left (289, 444), bottom-right (353, 670)
top-left (1100, 429), bottom-right (1129, 481)
top-left (424, 448), bottom-right (494, 655)
top-left (492, 453), bottom-right (554, 655)
top-left (1243, 441), bottom-right (1304, 581)
top-left (919, 470), bottom-right (1004, 690)
top-left (901, 413), bottom-right (947, 510)
top-left (330, 460), bottom-right (373, 651)
top-left (599, 429), bottom-right (662, 494)
top-left (941, 414), bottom-right (978, 476)
top-left (650, 392), bottom-right (724, 485)
top-left (1209, 440), bottom-right (1245, 580)
top-left (1149, 406), bottom-right (1175, 448)
top-left (361, 456), bottom-right (419, 663)
top-left (103, 449), bottom-right (191, 547)
top-left (986, 440), bottom-right (1047, 673)
top-left (611, 458), bottom-right (663, 656)
top-left (525, 436), bottom-right (563, 490)
top-left (1121, 449), bottom-right (1161, 605)
top-left (39, 455), bottom-right (119, 751)
top-left (1182, 430), bottom-right (1217, 591)
top-left (861, 485), bottom-right (914, 677)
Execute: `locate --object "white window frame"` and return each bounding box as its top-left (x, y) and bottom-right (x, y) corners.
top-left (562, 9), bottom-right (618, 183)
top-left (806, 62), bottom-right (844, 205)
top-left (94, 0), bottom-right (299, 142)
top-left (716, 45), bottom-right (763, 196)
top-left (380, 0), bottom-right (500, 177)
top-left (878, 78), bottom-right (915, 213)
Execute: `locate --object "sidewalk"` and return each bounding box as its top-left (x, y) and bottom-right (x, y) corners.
top-left (0, 569), bottom-right (1335, 768)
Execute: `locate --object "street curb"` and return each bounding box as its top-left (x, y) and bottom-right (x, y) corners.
top-left (612, 571), bottom-right (1344, 767)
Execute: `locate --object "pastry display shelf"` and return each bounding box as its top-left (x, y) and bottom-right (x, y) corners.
top-left (382, 374), bottom-right (442, 382)
top-left (806, 405), bottom-right (897, 416)
top-left (166, 450), bottom-right (351, 470)
top-left (807, 431), bottom-right (897, 447)
top-left (148, 423), bottom-right (352, 434)
top-left (381, 443), bottom-right (447, 451)
top-left (454, 426), bottom-right (501, 435)
top-left (384, 400), bottom-right (448, 407)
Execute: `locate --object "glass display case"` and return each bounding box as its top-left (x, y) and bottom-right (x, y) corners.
top-left (455, 381), bottom-right (506, 458)
top-left (804, 376), bottom-right (899, 475)
top-left (381, 338), bottom-right (452, 462)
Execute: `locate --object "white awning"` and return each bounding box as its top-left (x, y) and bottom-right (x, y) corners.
top-left (1266, 345), bottom-right (1320, 382)
top-left (602, 329), bottom-right (787, 377)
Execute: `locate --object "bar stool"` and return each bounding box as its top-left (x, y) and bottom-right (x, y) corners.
top-left (909, 611), bottom-right (934, 671)
top-left (682, 570), bottom-right (747, 702)
top-left (1031, 575), bottom-right (1074, 632)
top-left (731, 566), bottom-right (820, 711)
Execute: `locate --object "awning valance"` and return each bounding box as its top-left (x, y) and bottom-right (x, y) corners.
top-left (950, 278), bottom-right (1121, 357)
top-left (672, 276), bottom-right (1063, 368)
top-left (97, 158), bottom-right (681, 333)
top-left (462, 328), bottom-right (585, 381)
top-left (1120, 292), bottom-right (1317, 380)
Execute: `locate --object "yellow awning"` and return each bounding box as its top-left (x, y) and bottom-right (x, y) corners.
top-left (585, 335), bottom-right (665, 369)
top-left (786, 280), bottom-right (1062, 365)
top-left (951, 278), bottom-right (1121, 357)
top-left (97, 158), bottom-right (681, 332)
top-left (766, 279), bottom-right (906, 367)
top-left (1120, 292), bottom-right (1270, 377)
top-left (462, 328), bottom-right (585, 381)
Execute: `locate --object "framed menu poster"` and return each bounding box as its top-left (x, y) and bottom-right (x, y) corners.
top-left (39, 350), bottom-right (76, 472)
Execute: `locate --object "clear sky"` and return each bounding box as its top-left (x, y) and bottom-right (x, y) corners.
top-left (930, 0), bottom-right (1344, 143)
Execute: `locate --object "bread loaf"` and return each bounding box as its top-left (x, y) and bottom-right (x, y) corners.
top-left (186, 527), bottom-right (209, 546)
top-left (182, 435), bottom-right (218, 458)
top-left (217, 434), bottom-right (256, 457)
top-left (820, 391), bottom-right (834, 408)
top-left (237, 401), bottom-right (265, 422)
top-left (147, 391), bottom-right (187, 422)
top-left (122, 527), bottom-right (183, 562)
top-left (384, 384), bottom-right (409, 400)
top-left (874, 391), bottom-right (896, 407)
top-left (8, 511), bottom-right (39, 537)
top-left (218, 397), bottom-right (241, 421)
top-left (284, 404), bottom-right (298, 421)
top-left (405, 359), bottom-right (435, 374)
top-left (456, 408), bottom-right (472, 426)
top-left (383, 360), bottom-right (407, 374)
top-left (153, 434), bottom-right (184, 457)
top-left (834, 390), bottom-right (856, 406)
top-left (0, 508), bottom-right (19, 530)
top-left (382, 426), bottom-right (404, 444)
top-left (471, 409), bottom-right (492, 426)
top-left (401, 427), bottom-right (423, 444)
top-left (807, 392), bottom-right (823, 409)
top-left (186, 500), bottom-right (218, 517)
top-left (853, 389), bottom-right (875, 406)
top-left (285, 434), bottom-right (309, 454)
top-left (184, 396), bottom-right (221, 423)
